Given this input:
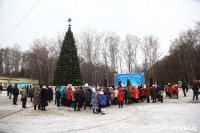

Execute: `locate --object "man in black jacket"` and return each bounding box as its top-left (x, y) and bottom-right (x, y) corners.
top-left (182, 83), bottom-right (186, 97)
top-left (74, 89), bottom-right (82, 111)
top-left (0, 85), bottom-right (3, 93)
top-left (7, 85), bottom-right (10, 96)
top-left (13, 84), bottom-right (19, 105)
top-left (56, 88), bottom-right (61, 107)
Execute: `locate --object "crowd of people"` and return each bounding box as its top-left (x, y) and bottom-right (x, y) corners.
top-left (4, 81), bottom-right (199, 115)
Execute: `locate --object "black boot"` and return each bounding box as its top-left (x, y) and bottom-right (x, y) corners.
top-left (34, 105), bottom-right (36, 110)
top-left (93, 108), bottom-right (95, 114)
top-left (96, 108), bottom-right (98, 114)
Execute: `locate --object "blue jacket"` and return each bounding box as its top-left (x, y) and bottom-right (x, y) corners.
top-left (91, 91), bottom-right (99, 106)
top-left (99, 94), bottom-right (107, 106)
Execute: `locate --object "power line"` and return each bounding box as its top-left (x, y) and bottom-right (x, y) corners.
top-left (0, 0), bottom-right (40, 46)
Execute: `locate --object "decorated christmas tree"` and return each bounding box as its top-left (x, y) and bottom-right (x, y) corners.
top-left (52, 18), bottom-right (82, 86)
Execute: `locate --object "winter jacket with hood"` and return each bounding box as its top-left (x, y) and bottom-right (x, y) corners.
top-left (117, 89), bottom-right (124, 102)
top-left (134, 88), bottom-right (139, 99)
top-left (99, 94), bottom-right (107, 106)
top-left (145, 85), bottom-right (151, 97)
top-left (67, 90), bottom-right (72, 100)
top-left (127, 88), bottom-right (131, 98)
top-left (91, 89), bottom-right (99, 106)
top-left (168, 85), bottom-right (173, 94)
top-left (151, 86), bottom-right (157, 99)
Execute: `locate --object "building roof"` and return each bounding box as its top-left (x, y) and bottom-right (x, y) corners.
top-left (0, 77), bottom-right (39, 84)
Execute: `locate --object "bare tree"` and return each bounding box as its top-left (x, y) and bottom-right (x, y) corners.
top-left (141, 35), bottom-right (160, 80)
top-left (123, 35), bottom-right (140, 73)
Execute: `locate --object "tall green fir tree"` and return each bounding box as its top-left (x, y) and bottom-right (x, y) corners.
top-left (53, 19), bottom-right (82, 86)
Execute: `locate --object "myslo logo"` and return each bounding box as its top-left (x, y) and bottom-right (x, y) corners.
top-left (172, 126), bottom-right (197, 131)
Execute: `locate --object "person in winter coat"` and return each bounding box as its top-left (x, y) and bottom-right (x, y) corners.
top-left (114, 88), bottom-right (119, 105)
top-left (50, 87), bottom-right (53, 100)
top-left (175, 84), bottom-right (179, 99)
top-left (122, 88), bottom-right (127, 104)
top-left (67, 88), bottom-right (72, 107)
top-left (151, 85), bottom-right (157, 103)
top-left (0, 85), bottom-right (2, 94)
top-left (74, 88), bottom-right (82, 111)
top-left (182, 83), bottom-right (187, 97)
top-left (141, 87), bottom-right (145, 102)
top-left (99, 91), bottom-right (107, 114)
top-left (165, 85), bottom-right (169, 97)
top-left (41, 86), bottom-right (48, 111)
top-left (84, 89), bottom-right (91, 110)
top-left (192, 83), bottom-right (198, 100)
top-left (56, 88), bottom-right (61, 107)
top-left (62, 87), bottom-right (67, 106)
top-left (104, 88), bottom-right (111, 107)
top-left (145, 85), bottom-right (151, 103)
top-left (118, 88), bottom-right (124, 108)
top-left (33, 85), bottom-right (41, 110)
top-left (91, 88), bottom-right (99, 114)
top-left (168, 84), bottom-right (173, 99)
top-left (138, 86), bottom-right (142, 102)
top-left (13, 84), bottom-right (19, 105)
top-left (21, 86), bottom-right (27, 108)
top-left (134, 87), bottom-right (139, 103)
top-left (80, 88), bottom-right (85, 108)
top-left (54, 86), bottom-right (57, 105)
top-left (7, 85), bottom-right (11, 97)
top-left (131, 87), bottom-right (135, 103)
top-left (71, 88), bottom-right (76, 108)
top-left (48, 87), bottom-right (53, 102)
top-left (29, 85), bottom-right (34, 102)
top-left (9, 85), bottom-right (13, 99)
top-left (157, 86), bottom-right (164, 103)
top-left (110, 87), bottom-right (115, 105)
top-left (126, 87), bottom-right (131, 104)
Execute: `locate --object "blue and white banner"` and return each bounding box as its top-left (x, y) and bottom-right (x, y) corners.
top-left (115, 73), bottom-right (145, 87)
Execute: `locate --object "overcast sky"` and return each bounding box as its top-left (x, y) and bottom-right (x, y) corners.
top-left (0, 0), bottom-right (200, 57)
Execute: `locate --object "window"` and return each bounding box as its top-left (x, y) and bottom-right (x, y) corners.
top-left (4, 83), bottom-right (7, 88)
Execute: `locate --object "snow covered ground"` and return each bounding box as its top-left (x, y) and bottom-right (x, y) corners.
top-left (0, 90), bottom-right (199, 133)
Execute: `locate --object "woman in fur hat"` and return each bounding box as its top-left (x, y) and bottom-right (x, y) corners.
top-left (41, 86), bottom-right (48, 111)
top-left (33, 85), bottom-right (41, 110)
top-left (151, 84), bottom-right (157, 103)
